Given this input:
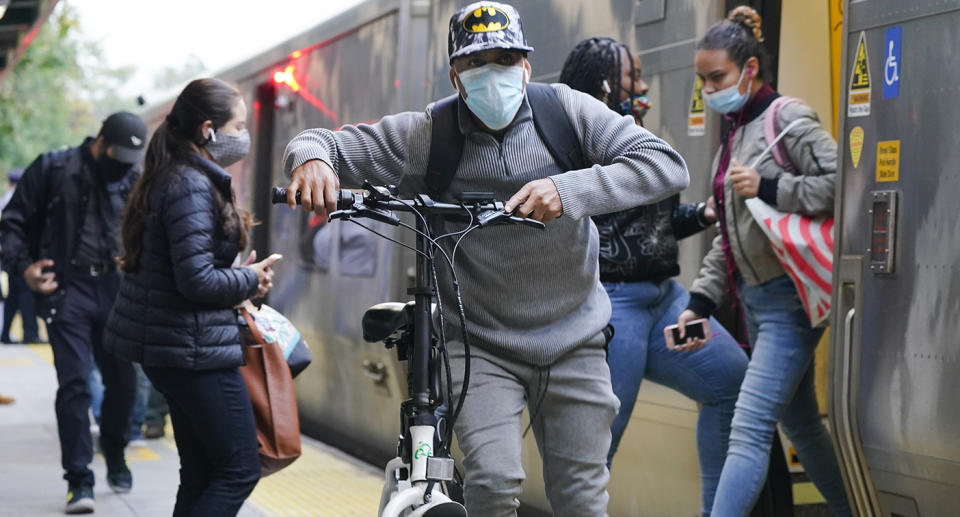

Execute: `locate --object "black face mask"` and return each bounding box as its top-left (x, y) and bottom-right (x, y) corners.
top-left (96, 154), bottom-right (132, 183)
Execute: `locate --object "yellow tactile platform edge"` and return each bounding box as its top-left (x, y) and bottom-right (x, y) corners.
top-left (247, 442), bottom-right (383, 516)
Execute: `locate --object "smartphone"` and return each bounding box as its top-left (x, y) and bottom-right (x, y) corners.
top-left (664, 318), bottom-right (711, 351)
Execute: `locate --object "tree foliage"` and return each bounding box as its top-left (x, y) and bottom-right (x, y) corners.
top-left (0, 1), bottom-right (136, 174)
top-left (153, 54), bottom-right (206, 93)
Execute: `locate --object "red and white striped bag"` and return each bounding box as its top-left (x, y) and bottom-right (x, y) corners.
top-left (744, 97), bottom-right (834, 327)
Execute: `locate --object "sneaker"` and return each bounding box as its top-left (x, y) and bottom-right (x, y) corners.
top-left (65, 484), bottom-right (94, 514)
top-left (143, 423), bottom-right (165, 439)
top-left (106, 460), bottom-right (132, 494)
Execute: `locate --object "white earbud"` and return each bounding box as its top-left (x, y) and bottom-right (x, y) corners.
top-left (208, 128), bottom-right (217, 143)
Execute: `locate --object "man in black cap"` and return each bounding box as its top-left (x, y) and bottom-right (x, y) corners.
top-left (1, 111), bottom-right (146, 513)
top-left (283, 2), bottom-right (689, 516)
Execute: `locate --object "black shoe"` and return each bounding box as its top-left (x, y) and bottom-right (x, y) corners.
top-left (106, 460), bottom-right (132, 494)
top-left (65, 484), bottom-right (94, 514)
top-left (143, 422), bottom-right (165, 439)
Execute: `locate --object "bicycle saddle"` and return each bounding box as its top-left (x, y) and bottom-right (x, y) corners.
top-left (362, 302), bottom-right (413, 343)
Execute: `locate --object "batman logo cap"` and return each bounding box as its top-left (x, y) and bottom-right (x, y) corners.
top-left (448, 2), bottom-right (534, 62)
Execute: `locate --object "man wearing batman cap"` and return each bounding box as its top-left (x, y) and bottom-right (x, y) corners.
top-left (0, 111), bottom-right (145, 513)
top-left (283, 2), bottom-right (689, 515)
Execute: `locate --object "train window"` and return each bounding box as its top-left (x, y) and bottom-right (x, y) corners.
top-left (299, 213), bottom-right (333, 271)
top-left (339, 222), bottom-right (379, 277)
top-left (868, 190), bottom-right (898, 274)
top-left (634, 0), bottom-right (665, 26)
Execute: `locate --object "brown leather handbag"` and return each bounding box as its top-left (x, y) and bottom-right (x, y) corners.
top-left (238, 307), bottom-right (301, 476)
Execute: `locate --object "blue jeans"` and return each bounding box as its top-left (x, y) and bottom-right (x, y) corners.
top-left (711, 275), bottom-right (851, 517)
top-left (605, 279), bottom-right (748, 515)
top-left (93, 364), bottom-right (150, 440)
top-left (128, 364), bottom-right (150, 440)
top-left (89, 366), bottom-right (104, 424)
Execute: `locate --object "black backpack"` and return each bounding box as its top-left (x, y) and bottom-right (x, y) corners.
top-left (424, 82), bottom-right (586, 197)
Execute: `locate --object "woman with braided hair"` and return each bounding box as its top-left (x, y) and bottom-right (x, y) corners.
top-left (677, 6), bottom-right (850, 516)
top-left (560, 37), bottom-right (749, 517)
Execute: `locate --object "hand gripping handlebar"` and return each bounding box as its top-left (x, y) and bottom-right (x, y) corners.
top-left (270, 185), bottom-right (545, 229)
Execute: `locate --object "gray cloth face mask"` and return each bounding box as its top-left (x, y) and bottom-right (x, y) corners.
top-left (206, 128), bottom-right (250, 167)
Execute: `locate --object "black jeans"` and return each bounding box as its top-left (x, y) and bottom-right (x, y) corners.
top-left (48, 273), bottom-right (135, 485)
top-left (144, 365), bottom-right (260, 517)
top-left (2, 268), bottom-right (39, 342)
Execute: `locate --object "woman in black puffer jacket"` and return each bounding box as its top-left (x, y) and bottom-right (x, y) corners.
top-left (105, 78), bottom-right (279, 517)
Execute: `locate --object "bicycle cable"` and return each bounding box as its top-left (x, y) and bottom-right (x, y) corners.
top-left (346, 219), bottom-right (431, 260)
top-left (392, 197), bottom-right (476, 455)
top-left (344, 194), bottom-right (493, 476)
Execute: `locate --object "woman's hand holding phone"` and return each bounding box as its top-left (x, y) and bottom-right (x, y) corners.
top-left (249, 253), bottom-right (282, 298)
top-left (669, 310), bottom-right (710, 352)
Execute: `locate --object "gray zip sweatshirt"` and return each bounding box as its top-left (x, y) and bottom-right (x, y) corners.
top-left (282, 83), bottom-right (689, 365)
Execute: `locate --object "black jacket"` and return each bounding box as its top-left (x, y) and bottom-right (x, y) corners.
top-left (0, 139), bottom-right (140, 323)
top-left (104, 155), bottom-right (258, 370)
top-left (593, 194), bottom-right (710, 283)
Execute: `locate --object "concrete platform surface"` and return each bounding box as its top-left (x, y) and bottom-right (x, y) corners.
top-left (0, 344), bottom-right (383, 516)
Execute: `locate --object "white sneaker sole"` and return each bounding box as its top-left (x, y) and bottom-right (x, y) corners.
top-left (108, 481), bottom-right (132, 495)
top-left (65, 496), bottom-right (94, 514)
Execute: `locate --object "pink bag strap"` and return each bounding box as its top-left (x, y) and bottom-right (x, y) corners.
top-left (763, 96), bottom-right (804, 173)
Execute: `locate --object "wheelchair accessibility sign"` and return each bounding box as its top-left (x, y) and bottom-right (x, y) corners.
top-left (883, 26), bottom-right (901, 99)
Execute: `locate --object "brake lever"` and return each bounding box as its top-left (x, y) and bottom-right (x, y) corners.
top-left (475, 209), bottom-right (545, 230)
top-left (355, 204), bottom-right (401, 226)
top-left (328, 209), bottom-right (356, 221)
top-left (508, 216), bottom-right (545, 229)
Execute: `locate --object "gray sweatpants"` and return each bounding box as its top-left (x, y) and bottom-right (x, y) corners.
top-left (449, 335), bottom-right (619, 517)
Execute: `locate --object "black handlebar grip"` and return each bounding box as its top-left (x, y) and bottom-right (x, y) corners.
top-left (271, 186), bottom-right (359, 210)
top-left (271, 186), bottom-right (300, 205)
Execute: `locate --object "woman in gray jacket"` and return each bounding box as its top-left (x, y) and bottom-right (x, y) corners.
top-left (676, 6), bottom-right (851, 517)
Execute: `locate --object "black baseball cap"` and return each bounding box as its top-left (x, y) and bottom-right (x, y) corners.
top-left (99, 111), bottom-right (147, 164)
top-left (448, 2), bottom-right (534, 62)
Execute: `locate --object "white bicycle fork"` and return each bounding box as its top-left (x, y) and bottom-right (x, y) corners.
top-left (378, 426), bottom-right (466, 517)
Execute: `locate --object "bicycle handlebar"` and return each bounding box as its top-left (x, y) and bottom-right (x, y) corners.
top-left (270, 185), bottom-right (545, 229)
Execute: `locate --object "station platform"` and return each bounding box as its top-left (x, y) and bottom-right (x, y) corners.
top-left (0, 343), bottom-right (384, 516)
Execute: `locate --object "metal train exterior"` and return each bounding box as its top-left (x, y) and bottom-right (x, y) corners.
top-left (139, 1), bottom-right (960, 515)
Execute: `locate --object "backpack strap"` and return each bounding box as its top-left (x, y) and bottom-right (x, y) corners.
top-left (425, 83), bottom-right (586, 197)
top-left (763, 96), bottom-right (804, 173)
top-left (526, 82), bottom-right (586, 172)
top-left (424, 94), bottom-right (464, 196)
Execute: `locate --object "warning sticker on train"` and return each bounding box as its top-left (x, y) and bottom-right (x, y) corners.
top-left (876, 140), bottom-right (900, 182)
top-left (848, 32), bottom-right (871, 117)
top-left (849, 126), bottom-right (864, 168)
top-left (688, 75), bottom-right (705, 137)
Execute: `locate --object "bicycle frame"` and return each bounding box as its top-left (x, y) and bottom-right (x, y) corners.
top-left (377, 212), bottom-right (463, 517)
top-left (272, 185), bottom-right (542, 517)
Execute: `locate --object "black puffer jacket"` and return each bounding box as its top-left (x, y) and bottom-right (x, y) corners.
top-left (104, 155), bottom-right (258, 370)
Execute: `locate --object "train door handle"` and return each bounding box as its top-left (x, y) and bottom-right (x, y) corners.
top-left (362, 359), bottom-right (387, 383)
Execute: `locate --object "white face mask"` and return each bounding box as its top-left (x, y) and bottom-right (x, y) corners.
top-left (456, 63), bottom-right (526, 130)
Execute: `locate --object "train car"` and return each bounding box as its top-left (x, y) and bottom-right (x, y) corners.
top-left (828, 1), bottom-right (960, 516)
top-left (140, 1), bottom-right (960, 515)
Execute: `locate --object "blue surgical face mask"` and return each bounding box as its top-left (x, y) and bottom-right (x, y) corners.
top-left (456, 63), bottom-right (526, 130)
top-left (703, 66), bottom-right (751, 114)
